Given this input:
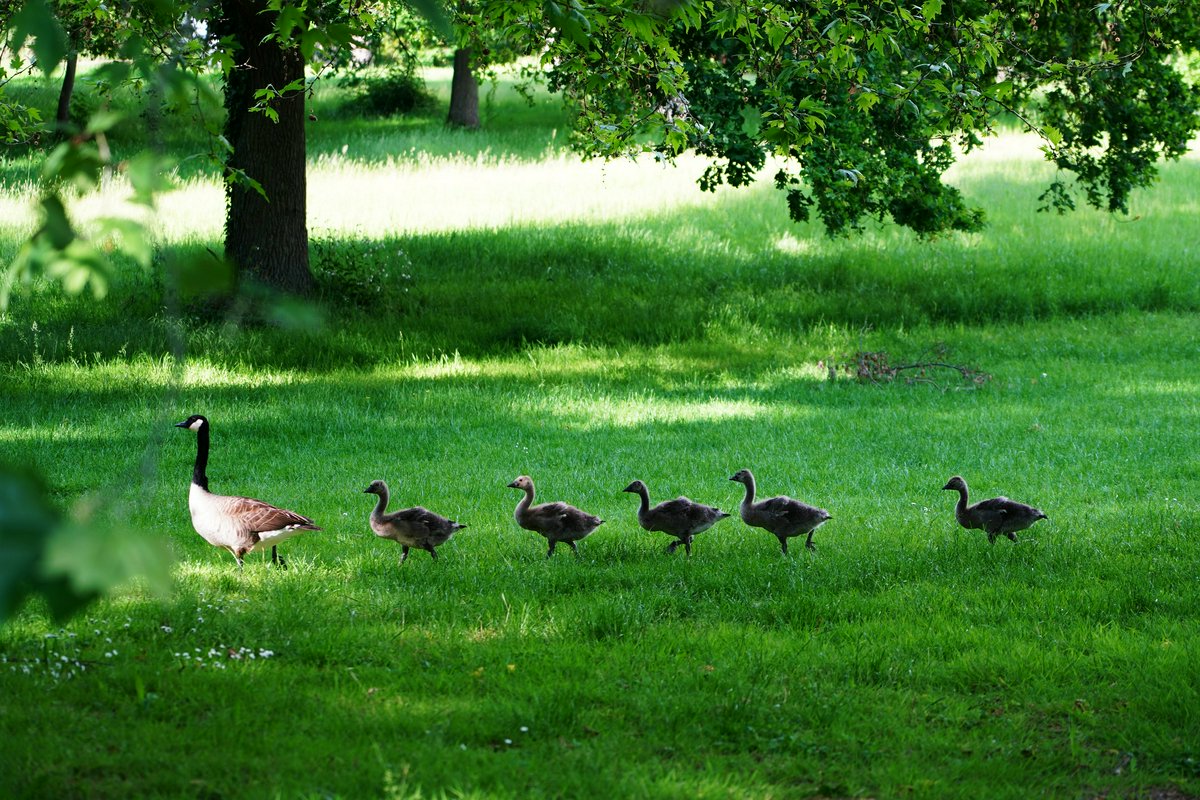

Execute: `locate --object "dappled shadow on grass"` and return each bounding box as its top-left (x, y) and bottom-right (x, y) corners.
top-left (3, 149), bottom-right (1199, 370)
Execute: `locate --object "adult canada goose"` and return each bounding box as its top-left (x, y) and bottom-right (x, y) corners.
top-left (174, 414), bottom-right (321, 569)
top-left (363, 479), bottom-right (465, 564)
top-left (507, 475), bottom-right (603, 558)
top-left (622, 479), bottom-right (730, 555)
top-left (942, 475), bottom-right (1047, 543)
top-left (729, 469), bottom-right (831, 554)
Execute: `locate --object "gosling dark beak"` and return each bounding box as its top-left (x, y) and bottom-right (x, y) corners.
top-left (506, 481), bottom-right (519, 489)
top-left (728, 475), bottom-right (738, 482)
top-left (941, 482), bottom-right (954, 490)
top-left (363, 487), bottom-right (371, 493)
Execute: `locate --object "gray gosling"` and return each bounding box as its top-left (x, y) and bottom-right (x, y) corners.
top-left (363, 479), bottom-right (466, 564)
top-left (507, 475), bottom-right (603, 558)
top-left (942, 475), bottom-right (1047, 543)
top-left (729, 468), bottom-right (831, 554)
top-left (622, 479), bottom-right (730, 555)
top-left (174, 414), bottom-right (321, 569)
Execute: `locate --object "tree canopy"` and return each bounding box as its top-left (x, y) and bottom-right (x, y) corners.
top-left (1, 0), bottom-right (1197, 303)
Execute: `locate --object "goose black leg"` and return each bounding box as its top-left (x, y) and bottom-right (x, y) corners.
top-left (272, 546), bottom-right (287, 569)
top-left (400, 545), bottom-right (410, 565)
top-left (547, 541), bottom-right (557, 558)
top-left (778, 535), bottom-right (789, 555)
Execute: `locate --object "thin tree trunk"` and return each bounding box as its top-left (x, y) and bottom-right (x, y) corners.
top-left (56, 51), bottom-right (78, 130)
top-left (216, 0), bottom-right (312, 295)
top-left (447, 48), bottom-right (479, 129)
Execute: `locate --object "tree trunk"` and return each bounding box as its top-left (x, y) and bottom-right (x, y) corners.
top-left (447, 48), bottom-right (480, 129)
top-left (56, 51), bottom-right (78, 130)
top-left (216, 0), bottom-right (312, 295)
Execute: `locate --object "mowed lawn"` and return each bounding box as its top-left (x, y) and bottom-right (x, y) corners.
top-left (1, 67), bottom-right (1198, 799)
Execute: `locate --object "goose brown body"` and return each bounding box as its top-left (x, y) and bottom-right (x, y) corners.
top-left (942, 475), bottom-right (1047, 543)
top-left (175, 415), bottom-right (321, 568)
top-left (364, 479), bottom-right (465, 564)
top-left (507, 475), bottom-right (603, 557)
top-left (622, 479), bottom-right (729, 555)
top-left (730, 469), bottom-right (831, 553)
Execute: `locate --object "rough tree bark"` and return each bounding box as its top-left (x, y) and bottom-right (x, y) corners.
top-left (55, 51), bottom-right (77, 130)
top-left (447, 47), bottom-right (479, 129)
top-left (216, 0), bottom-right (312, 295)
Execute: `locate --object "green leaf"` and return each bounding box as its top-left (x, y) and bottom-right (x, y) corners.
top-left (1043, 125), bottom-right (1063, 146)
top-left (43, 520), bottom-right (173, 603)
top-left (739, 106), bottom-right (762, 137)
top-left (124, 152), bottom-right (174, 208)
top-left (11, 0), bottom-right (68, 75)
top-left (408, 0), bottom-right (452, 39)
top-left (0, 466), bottom-right (59, 623)
top-left (38, 195), bottom-right (76, 250)
top-left (922, 0), bottom-right (944, 21)
top-left (168, 252), bottom-right (236, 298)
top-left (84, 111), bottom-right (124, 136)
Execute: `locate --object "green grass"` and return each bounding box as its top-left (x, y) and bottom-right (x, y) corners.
top-left (1, 64), bottom-right (1199, 799)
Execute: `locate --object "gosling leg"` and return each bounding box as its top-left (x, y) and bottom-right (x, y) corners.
top-left (424, 544), bottom-right (438, 560)
top-left (666, 540), bottom-right (680, 555)
top-left (546, 541), bottom-right (557, 558)
top-left (271, 546), bottom-right (287, 569)
top-left (567, 540), bottom-right (579, 556)
top-left (778, 535), bottom-right (789, 555)
top-left (399, 546), bottom-right (410, 565)
top-left (1006, 532), bottom-right (1018, 542)
top-left (683, 536), bottom-right (693, 556)
top-left (987, 532), bottom-right (998, 544)
top-left (805, 531), bottom-right (816, 551)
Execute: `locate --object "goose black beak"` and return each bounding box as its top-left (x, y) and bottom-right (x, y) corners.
top-left (174, 420), bottom-right (190, 428)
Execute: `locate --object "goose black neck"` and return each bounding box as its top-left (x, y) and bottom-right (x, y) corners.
top-left (192, 425), bottom-right (210, 490)
top-left (371, 486), bottom-right (390, 518)
top-left (635, 486), bottom-right (650, 515)
top-left (740, 475), bottom-right (756, 505)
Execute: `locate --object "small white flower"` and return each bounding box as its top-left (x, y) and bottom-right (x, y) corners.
top-left (520, 726), bottom-right (529, 733)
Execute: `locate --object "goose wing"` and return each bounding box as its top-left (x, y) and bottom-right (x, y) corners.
top-left (532, 501), bottom-right (601, 535)
top-left (759, 495), bottom-right (824, 524)
top-left (388, 506), bottom-right (464, 533)
top-left (221, 495), bottom-right (322, 533)
top-left (969, 497), bottom-right (1016, 532)
top-left (660, 497), bottom-right (726, 531)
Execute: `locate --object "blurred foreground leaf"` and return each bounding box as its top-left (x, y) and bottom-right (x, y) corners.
top-left (0, 465), bottom-right (173, 626)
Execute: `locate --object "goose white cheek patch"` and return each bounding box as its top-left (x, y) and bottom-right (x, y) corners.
top-left (189, 419), bottom-right (205, 431)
